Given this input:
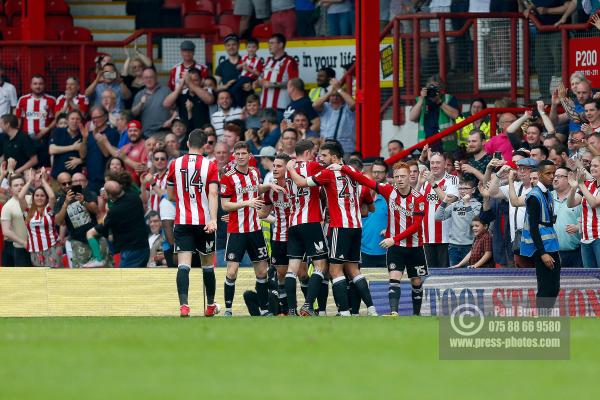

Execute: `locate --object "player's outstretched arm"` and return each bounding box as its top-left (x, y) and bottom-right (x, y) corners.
top-left (336, 164), bottom-right (378, 192)
top-left (286, 160), bottom-right (309, 188)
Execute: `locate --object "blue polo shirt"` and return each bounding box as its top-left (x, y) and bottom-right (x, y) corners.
top-left (86, 126), bottom-right (120, 185)
top-left (553, 191), bottom-right (581, 251)
top-left (361, 194), bottom-right (388, 256)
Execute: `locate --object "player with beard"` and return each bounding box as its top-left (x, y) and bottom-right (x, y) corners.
top-left (288, 141), bottom-right (377, 316)
top-left (282, 139), bottom-right (327, 316)
top-left (260, 153), bottom-right (292, 313)
top-left (220, 141), bottom-right (286, 316)
top-left (334, 161), bottom-right (427, 315)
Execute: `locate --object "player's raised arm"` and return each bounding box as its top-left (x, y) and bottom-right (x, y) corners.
top-left (286, 159), bottom-right (309, 188)
top-left (329, 163), bottom-right (379, 192)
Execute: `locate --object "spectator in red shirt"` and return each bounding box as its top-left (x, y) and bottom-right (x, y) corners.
top-left (97, 120), bottom-right (148, 185)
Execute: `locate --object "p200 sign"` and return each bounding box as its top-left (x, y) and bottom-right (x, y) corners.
top-left (569, 37), bottom-right (600, 87)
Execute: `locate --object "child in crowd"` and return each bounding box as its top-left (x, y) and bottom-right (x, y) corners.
top-left (239, 37), bottom-right (264, 81)
top-left (435, 178), bottom-right (481, 266)
top-left (451, 216), bottom-right (495, 269)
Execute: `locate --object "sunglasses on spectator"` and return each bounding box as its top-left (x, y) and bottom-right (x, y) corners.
top-left (60, 181), bottom-right (72, 186)
top-left (154, 157), bottom-right (167, 161)
top-left (207, 140), bottom-right (215, 145)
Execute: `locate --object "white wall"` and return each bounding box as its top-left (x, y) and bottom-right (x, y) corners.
top-left (379, 108), bottom-right (419, 157)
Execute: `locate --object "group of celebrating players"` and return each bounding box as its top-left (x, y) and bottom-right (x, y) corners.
top-left (167, 129), bottom-right (429, 317)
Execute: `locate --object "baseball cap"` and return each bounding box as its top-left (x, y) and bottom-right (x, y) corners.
top-left (223, 34), bottom-right (239, 44)
top-left (180, 40), bottom-right (196, 51)
top-left (127, 120), bottom-right (142, 130)
top-left (259, 146), bottom-right (276, 158)
top-left (516, 157), bottom-right (539, 168)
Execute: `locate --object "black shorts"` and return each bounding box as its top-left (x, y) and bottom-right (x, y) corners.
top-left (174, 225), bottom-right (216, 255)
top-left (386, 245), bottom-right (428, 278)
top-left (270, 240), bottom-right (289, 266)
top-left (225, 231), bottom-right (268, 263)
top-left (328, 227), bottom-right (362, 264)
top-left (287, 222), bottom-right (328, 261)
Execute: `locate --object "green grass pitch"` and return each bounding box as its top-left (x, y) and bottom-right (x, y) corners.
top-left (1, 317), bottom-right (598, 399)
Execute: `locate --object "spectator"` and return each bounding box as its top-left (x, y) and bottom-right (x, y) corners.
top-left (287, 110), bottom-right (318, 138)
top-left (204, 76), bottom-right (219, 116)
top-left (583, 99), bottom-right (600, 134)
top-left (309, 67), bottom-right (335, 102)
top-left (203, 130), bottom-right (217, 160)
top-left (550, 166), bottom-right (582, 267)
top-left (524, 1), bottom-right (573, 100)
top-left (234, 0), bottom-right (271, 37)
top-left (1, 173), bottom-right (31, 266)
top-left (121, 47), bottom-right (153, 109)
top-left (451, 216), bottom-right (495, 268)
top-left (49, 109), bottom-right (85, 179)
top-left (313, 78), bottom-right (356, 154)
top-left (484, 112), bottom-right (519, 160)
top-left (279, 127), bottom-right (298, 157)
top-left (551, 80), bottom-right (593, 135)
top-left (101, 89), bottom-right (120, 126)
top-left (543, 135), bottom-right (560, 149)
top-left (296, 0), bottom-right (317, 37)
top-left (146, 211), bottom-right (166, 267)
top-left (0, 114), bottom-right (38, 174)
top-left (222, 123), bottom-right (243, 153)
top-left (54, 172), bottom-right (109, 268)
top-left (435, 178), bottom-right (482, 266)
top-left (322, 0), bottom-right (355, 36)
top-left (360, 159), bottom-right (388, 268)
top-left (17, 168), bottom-right (62, 267)
top-left (239, 38), bottom-right (264, 83)
top-left (159, 192), bottom-right (177, 268)
top-left (170, 119), bottom-right (188, 153)
top-left (458, 130), bottom-right (492, 185)
top-left (85, 63), bottom-right (131, 110)
top-left (211, 91), bottom-right (243, 136)
top-left (0, 66), bottom-right (17, 124)
top-left (101, 120), bottom-right (148, 185)
top-left (54, 77), bottom-right (89, 119)
top-left (455, 98), bottom-right (490, 146)
top-left (86, 179), bottom-right (149, 268)
top-left (244, 94), bottom-right (262, 129)
top-left (214, 141), bottom-right (231, 171)
top-left (387, 139), bottom-right (404, 158)
top-left (132, 67), bottom-right (172, 137)
top-left (283, 78), bottom-right (320, 131)
top-left (163, 68), bottom-right (214, 133)
top-left (259, 34), bottom-right (299, 113)
top-left (168, 41), bottom-right (209, 91)
top-left (80, 106), bottom-right (120, 194)
top-left (15, 74), bottom-right (56, 167)
top-left (568, 131), bottom-right (586, 156)
top-left (141, 148), bottom-right (169, 212)
top-left (530, 144), bottom-right (549, 162)
top-left (259, 108), bottom-right (282, 148)
top-left (409, 77), bottom-right (460, 152)
top-left (246, 128), bottom-right (263, 155)
top-left (215, 34), bottom-right (242, 93)
top-left (116, 110), bottom-right (134, 149)
top-left (271, 0), bottom-right (296, 39)
top-left (259, 146), bottom-right (276, 183)
top-left (408, 160), bottom-right (420, 188)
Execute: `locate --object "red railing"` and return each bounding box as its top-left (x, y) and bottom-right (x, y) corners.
top-left (372, 12), bottom-right (599, 126)
top-left (384, 107), bottom-right (528, 166)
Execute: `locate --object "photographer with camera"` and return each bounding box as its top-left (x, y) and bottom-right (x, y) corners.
top-left (409, 76), bottom-right (459, 153)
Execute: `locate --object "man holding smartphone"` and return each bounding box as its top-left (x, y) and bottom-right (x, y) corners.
top-left (85, 63), bottom-right (131, 110)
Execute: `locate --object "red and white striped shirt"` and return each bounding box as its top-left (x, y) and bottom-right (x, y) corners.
top-left (261, 53), bottom-right (299, 109)
top-left (421, 173), bottom-right (459, 244)
top-left (167, 154), bottom-right (219, 225)
top-left (308, 166), bottom-right (362, 229)
top-left (54, 94), bottom-right (89, 116)
top-left (220, 166), bottom-right (262, 233)
top-left (147, 171), bottom-right (168, 212)
top-left (168, 62), bottom-right (209, 90)
top-left (241, 55), bottom-right (264, 79)
top-left (580, 180), bottom-right (600, 243)
top-left (25, 206), bottom-right (58, 252)
top-left (286, 161), bottom-right (324, 225)
top-left (264, 184), bottom-right (291, 241)
top-left (15, 94), bottom-right (56, 136)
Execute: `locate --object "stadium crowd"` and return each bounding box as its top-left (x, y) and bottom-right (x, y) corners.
top-left (1, 8), bottom-right (600, 315)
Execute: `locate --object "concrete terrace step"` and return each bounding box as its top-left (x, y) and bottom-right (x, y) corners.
top-left (91, 29), bottom-right (134, 41)
top-left (73, 16), bottom-right (135, 30)
top-left (69, 1), bottom-right (127, 16)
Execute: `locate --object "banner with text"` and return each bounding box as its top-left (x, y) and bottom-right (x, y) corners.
top-left (569, 37), bottom-right (600, 88)
top-left (213, 38), bottom-right (403, 89)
